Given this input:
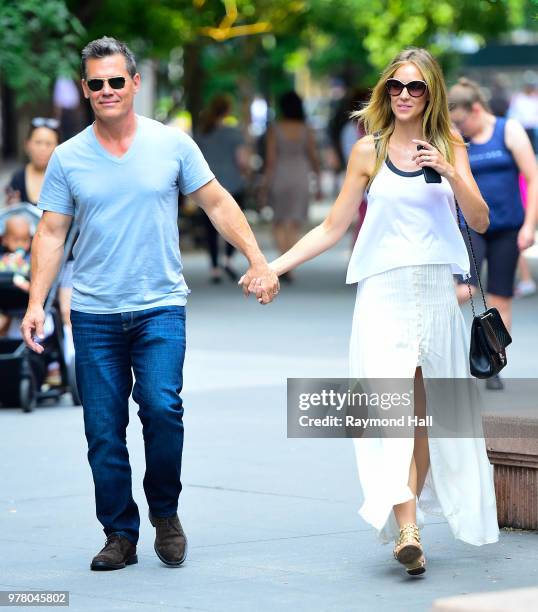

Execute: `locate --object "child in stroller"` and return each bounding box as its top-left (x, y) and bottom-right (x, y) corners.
top-left (0, 206), bottom-right (79, 411)
top-left (0, 216), bottom-right (59, 378)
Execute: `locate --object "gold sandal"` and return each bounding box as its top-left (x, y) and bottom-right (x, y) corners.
top-left (404, 553), bottom-right (426, 576)
top-left (393, 523), bottom-right (426, 576)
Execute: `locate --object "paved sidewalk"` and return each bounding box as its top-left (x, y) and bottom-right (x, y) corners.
top-left (1, 237), bottom-right (537, 611)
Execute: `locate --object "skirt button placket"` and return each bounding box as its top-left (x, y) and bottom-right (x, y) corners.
top-left (413, 266), bottom-right (424, 366)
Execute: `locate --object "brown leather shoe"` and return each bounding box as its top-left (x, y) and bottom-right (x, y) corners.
top-left (149, 511), bottom-right (187, 567)
top-left (90, 534), bottom-right (138, 571)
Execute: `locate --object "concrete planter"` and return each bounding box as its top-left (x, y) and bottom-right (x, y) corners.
top-left (483, 413), bottom-right (538, 530)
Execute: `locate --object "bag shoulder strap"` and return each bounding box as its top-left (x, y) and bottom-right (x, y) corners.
top-left (455, 199), bottom-right (488, 316)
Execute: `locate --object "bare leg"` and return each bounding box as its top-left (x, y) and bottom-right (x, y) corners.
top-left (455, 281), bottom-right (513, 330)
top-left (413, 366), bottom-right (430, 497)
top-left (393, 456), bottom-right (418, 526)
top-left (392, 367), bottom-right (429, 574)
top-left (273, 222), bottom-right (288, 255)
top-left (274, 221), bottom-right (302, 280)
top-left (487, 294), bottom-right (512, 332)
top-left (284, 221), bottom-right (301, 252)
top-left (393, 367), bottom-right (430, 527)
top-left (517, 255), bottom-right (532, 283)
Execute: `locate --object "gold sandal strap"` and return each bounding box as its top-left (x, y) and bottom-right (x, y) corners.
top-left (395, 523), bottom-right (421, 547)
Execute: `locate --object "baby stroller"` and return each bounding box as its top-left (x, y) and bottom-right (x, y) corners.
top-left (0, 203), bottom-right (80, 412)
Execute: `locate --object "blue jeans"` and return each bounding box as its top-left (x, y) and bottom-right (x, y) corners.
top-left (71, 306), bottom-right (186, 545)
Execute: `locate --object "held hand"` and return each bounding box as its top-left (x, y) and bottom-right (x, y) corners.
top-left (238, 274), bottom-right (273, 304)
top-left (20, 304), bottom-right (46, 354)
top-left (238, 262), bottom-right (280, 305)
top-left (517, 224), bottom-right (535, 251)
top-left (411, 139), bottom-right (455, 179)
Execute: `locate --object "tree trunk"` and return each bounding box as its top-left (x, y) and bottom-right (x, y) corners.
top-left (184, 42), bottom-right (204, 134)
top-left (1, 83), bottom-right (17, 159)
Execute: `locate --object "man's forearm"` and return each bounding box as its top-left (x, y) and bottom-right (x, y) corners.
top-left (205, 193), bottom-right (266, 265)
top-left (28, 230), bottom-right (66, 307)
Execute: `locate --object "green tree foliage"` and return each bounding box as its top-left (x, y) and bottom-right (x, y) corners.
top-left (0, 0), bottom-right (84, 104)
top-left (2, 0), bottom-right (535, 108)
top-left (354, 0), bottom-right (532, 71)
top-left (67, 1), bottom-right (303, 58)
top-left (196, 0), bottom-right (535, 100)
top-left (67, 0), bottom-right (307, 124)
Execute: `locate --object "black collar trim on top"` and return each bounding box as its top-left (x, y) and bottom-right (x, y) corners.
top-left (385, 157), bottom-right (423, 177)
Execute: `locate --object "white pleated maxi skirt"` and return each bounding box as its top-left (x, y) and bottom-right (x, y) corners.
top-left (349, 264), bottom-right (499, 546)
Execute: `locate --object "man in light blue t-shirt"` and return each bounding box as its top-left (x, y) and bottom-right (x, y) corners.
top-left (21, 37), bottom-right (279, 571)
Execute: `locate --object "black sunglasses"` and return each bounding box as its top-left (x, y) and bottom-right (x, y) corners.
top-left (31, 117), bottom-right (60, 130)
top-left (386, 78), bottom-right (427, 98)
top-left (86, 76), bottom-right (127, 92)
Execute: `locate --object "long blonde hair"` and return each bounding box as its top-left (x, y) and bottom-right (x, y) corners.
top-left (353, 47), bottom-right (457, 185)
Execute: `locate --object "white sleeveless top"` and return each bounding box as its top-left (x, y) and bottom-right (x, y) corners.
top-left (346, 158), bottom-right (471, 284)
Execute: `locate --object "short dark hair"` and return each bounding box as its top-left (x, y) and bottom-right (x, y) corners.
top-left (81, 36), bottom-right (137, 79)
top-left (27, 119), bottom-right (60, 142)
top-left (279, 91), bottom-right (306, 121)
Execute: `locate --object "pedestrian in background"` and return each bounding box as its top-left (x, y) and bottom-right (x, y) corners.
top-left (195, 94), bottom-right (250, 283)
top-left (508, 77), bottom-right (538, 152)
top-left (261, 91), bottom-right (321, 282)
top-left (449, 77), bottom-right (537, 390)
top-left (53, 76), bottom-right (85, 142)
top-left (5, 118), bottom-right (75, 347)
top-left (339, 89), bottom-right (369, 165)
top-left (488, 77), bottom-right (510, 118)
top-left (5, 118), bottom-right (60, 206)
top-left (6, 117), bottom-right (73, 366)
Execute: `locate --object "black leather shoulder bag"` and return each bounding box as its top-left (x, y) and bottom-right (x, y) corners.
top-left (455, 202), bottom-right (512, 379)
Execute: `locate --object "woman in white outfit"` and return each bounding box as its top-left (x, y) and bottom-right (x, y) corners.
top-left (242, 48), bottom-right (499, 576)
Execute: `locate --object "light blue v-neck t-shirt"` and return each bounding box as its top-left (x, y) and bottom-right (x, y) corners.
top-left (38, 115), bottom-right (214, 314)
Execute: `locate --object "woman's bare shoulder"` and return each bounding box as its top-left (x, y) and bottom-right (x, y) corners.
top-left (355, 133), bottom-right (376, 150)
top-left (349, 135), bottom-right (377, 173)
top-left (449, 127), bottom-right (465, 146)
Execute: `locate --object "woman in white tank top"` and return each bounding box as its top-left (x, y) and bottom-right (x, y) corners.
top-left (241, 47), bottom-right (499, 577)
